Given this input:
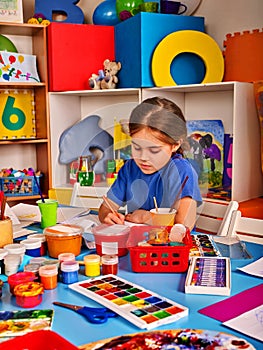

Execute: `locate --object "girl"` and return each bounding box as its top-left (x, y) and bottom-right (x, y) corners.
top-left (99, 97), bottom-right (202, 230)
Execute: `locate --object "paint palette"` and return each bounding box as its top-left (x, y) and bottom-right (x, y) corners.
top-left (69, 275), bottom-right (188, 330)
top-left (185, 256), bottom-right (231, 296)
top-left (190, 234), bottom-right (221, 257)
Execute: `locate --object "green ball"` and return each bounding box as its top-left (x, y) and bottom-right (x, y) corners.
top-left (0, 34), bottom-right (18, 52)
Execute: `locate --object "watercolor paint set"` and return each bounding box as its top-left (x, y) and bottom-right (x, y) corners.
top-left (185, 256), bottom-right (231, 296)
top-left (190, 234), bottom-right (221, 257)
top-left (69, 274), bottom-right (188, 330)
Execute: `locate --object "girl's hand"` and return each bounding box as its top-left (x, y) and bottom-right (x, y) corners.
top-left (104, 211), bottom-right (125, 225)
top-left (125, 210), bottom-right (152, 224)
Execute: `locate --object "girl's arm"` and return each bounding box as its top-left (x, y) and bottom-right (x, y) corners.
top-left (174, 196), bottom-right (197, 231)
top-left (98, 198), bottom-right (125, 224)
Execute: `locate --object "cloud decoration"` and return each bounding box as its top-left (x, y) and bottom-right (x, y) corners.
top-left (59, 115), bottom-right (113, 174)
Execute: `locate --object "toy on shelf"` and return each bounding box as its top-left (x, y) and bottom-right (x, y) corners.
top-left (88, 59), bottom-right (122, 90)
top-left (27, 13), bottom-right (50, 26)
top-left (93, 0), bottom-right (120, 26)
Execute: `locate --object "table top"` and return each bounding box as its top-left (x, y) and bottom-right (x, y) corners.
top-left (0, 237), bottom-right (262, 348)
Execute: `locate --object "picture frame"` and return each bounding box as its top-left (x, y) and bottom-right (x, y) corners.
top-left (0, 0), bottom-right (23, 23)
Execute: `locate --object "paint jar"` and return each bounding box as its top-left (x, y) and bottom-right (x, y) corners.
top-left (13, 282), bottom-right (44, 308)
top-left (84, 254), bottom-right (101, 277)
top-left (0, 217), bottom-right (13, 248)
top-left (8, 271), bottom-right (36, 295)
top-left (28, 233), bottom-right (47, 256)
top-left (30, 257), bottom-right (48, 265)
top-left (24, 263), bottom-right (41, 281)
top-left (0, 279), bottom-right (3, 298)
top-left (39, 264), bottom-right (58, 290)
top-left (20, 238), bottom-right (41, 257)
top-left (41, 259), bottom-right (60, 268)
top-left (44, 224), bottom-right (83, 258)
top-left (101, 255), bottom-right (118, 275)
top-left (4, 254), bottom-right (21, 276)
top-left (3, 243), bottom-right (26, 263)
top-left (58, 252), bottom-right (76, 263)
top-left (60, 260), bottom-right (79, 284)
top-left (0, 249), bottom-right (8, 275)
top-left (92, 224), bottom-right (130, 257)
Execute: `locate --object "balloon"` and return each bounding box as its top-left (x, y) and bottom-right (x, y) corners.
top-left (0, 34), bottom-right (18, 52)
top-left (18, 55), bottom-right (24, 64)
top-left (9, 55), bottom-right (16, 64)
top-left (116, 0), bottom-right (144, 20)
top-left (93, 0), bottom-right (121, 26)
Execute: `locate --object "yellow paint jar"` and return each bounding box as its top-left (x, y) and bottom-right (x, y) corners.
top-left (84, 254), bottom-right (101, 277)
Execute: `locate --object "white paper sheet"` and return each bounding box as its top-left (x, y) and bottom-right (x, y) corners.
top-left (238, 257), bottom-right (263, 278)
top-left (223, 305), bottom-right (263, 342)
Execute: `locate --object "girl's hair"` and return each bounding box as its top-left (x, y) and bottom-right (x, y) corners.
top-left (129, 96), bottom-right (187, 154)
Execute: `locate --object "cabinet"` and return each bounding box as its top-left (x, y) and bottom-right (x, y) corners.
top-left (0, 23), bottom-right (51, 203)
top-left (49, 82), bottom-right (263, 204)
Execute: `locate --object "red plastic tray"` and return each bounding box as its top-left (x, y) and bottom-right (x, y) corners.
top-left (127, 226), bottom-right (192, 273)
top-left (0, 330), bottom-right (78, 350)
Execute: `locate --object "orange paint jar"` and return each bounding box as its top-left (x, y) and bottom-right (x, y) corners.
top-left (44, 224), bottom-right (83, 258)
top-left (39, 264), bottom-right (58, 290)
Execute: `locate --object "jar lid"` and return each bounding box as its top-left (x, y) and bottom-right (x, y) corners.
top-left (3, 243), bottom-right (26, 254)
top-left (4, 254), bottom-right (21, 264)
top-left (0, 249), bottom-right (8, 260)
top-left (20, 238), bottom-right (42, 249)
top-left (39, 264), bottom-right (58, 276)
top-left (24, 263), bottom-right (41, 273)
top-left (44, 224), bottom-right (83, 237)
top-left (58, 252), bottom-right (76, 262)
top-left (28, 233), bottom-right (46, 242)
top-left (92, 224), bottom-right (130, 236)
top-left (61, 261), bottom-right (79, 272)
top-left (101, 255), bottom-right (118, 265)
top-left (14, 282), bottom-right (44, 297)
top-left (8, 271), bottom-right (36, 284)
top-left (30, 257), bottom-right (47, 265)
top-left (41, 259), bottom-right (60, 267)
top-left (84, 254), bottom-right (101, 263)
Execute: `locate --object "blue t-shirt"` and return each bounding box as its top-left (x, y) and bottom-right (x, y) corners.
top-left (107, 154), bottom-right (202, 213)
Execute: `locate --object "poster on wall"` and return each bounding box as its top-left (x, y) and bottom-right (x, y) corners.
top-left (0, 0), bottom-right (23, 23)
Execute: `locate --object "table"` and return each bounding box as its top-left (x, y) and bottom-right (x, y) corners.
top-left (0, 236), bottom-right (262, 348)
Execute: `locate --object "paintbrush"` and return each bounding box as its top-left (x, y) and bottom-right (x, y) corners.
top-left (33, 170), bottom-right (45, 203)
top-left (169, 175), bottom-right (189, 213)
top-left (0, 191), bottom-right (6, 220)
top-left (153, 196), bottom-right (159, 212)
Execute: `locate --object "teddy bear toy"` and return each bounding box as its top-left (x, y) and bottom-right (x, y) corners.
top-left (89, 59), bottom-right (121, 90)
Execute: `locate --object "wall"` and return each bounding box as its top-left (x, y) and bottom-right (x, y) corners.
top-left (22, 0), bottom-right (263, 49)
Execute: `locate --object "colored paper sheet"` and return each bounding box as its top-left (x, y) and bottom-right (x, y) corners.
top-left (198, 283), bottom-right (263, 322)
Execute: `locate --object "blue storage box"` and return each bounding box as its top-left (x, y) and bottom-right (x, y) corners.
top-left (0, 175), bottom-right (42, 197)
top-left (115, 13), bottom-right (205, 88)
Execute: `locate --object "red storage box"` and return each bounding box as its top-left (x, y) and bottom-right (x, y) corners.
top-left (127, 226), bottom-right (192, 273)
top-left (0, 330), bottom-right (78, 350)
top-left (47, 23), bottom-right (115, 91)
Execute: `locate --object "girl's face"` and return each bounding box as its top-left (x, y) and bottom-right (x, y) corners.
top-left (131, 128), bottom-right (179, 174)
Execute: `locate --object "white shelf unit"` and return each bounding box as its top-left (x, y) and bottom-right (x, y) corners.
top-left (49, 82), bottom-right (263, 203)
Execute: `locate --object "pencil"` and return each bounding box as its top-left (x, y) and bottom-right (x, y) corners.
top-left (103, 195), bottom-right (118, 216)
